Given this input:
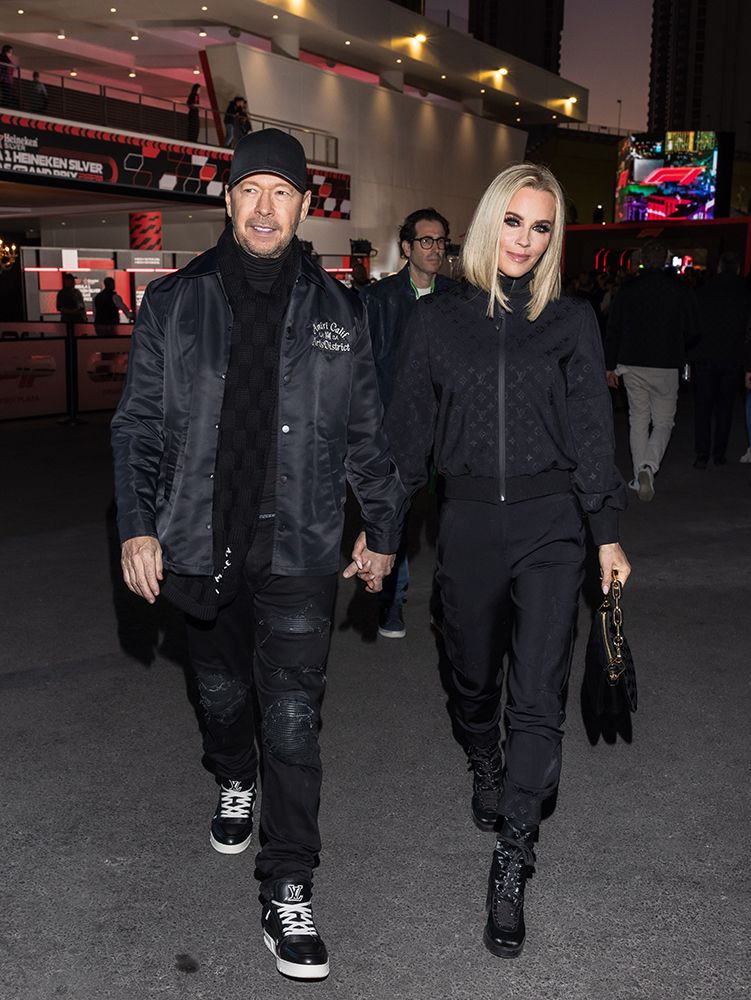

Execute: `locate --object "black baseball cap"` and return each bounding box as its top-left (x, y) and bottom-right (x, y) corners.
top-left (227, 128), bottom-right (308, 192)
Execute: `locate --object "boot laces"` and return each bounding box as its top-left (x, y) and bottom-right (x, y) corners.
top-left (491, 842), bottom-right (529, 923)
top-left (273, 899), bottom-right (319, 938)
top-left (219, 781), bottom-right (255, 819)
top-left (467, 746), bottom-right (502, 791)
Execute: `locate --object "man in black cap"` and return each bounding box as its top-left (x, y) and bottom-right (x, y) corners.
top-left (112, 128), bottom-right (405, 980)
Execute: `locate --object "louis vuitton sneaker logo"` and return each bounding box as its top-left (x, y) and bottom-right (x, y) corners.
top-left (285, 884), bottom-right (305, 903)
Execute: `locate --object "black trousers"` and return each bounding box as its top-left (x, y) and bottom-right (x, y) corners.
top-left (436, 492), bottom-right (585, 828)
top-left (692, 360), bottom-right (739, 461)
top-left (185, 520), bottom-right (337, 891)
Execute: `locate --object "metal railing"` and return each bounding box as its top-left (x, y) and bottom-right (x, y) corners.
top-left (0, 67), bottom-right (339, 166)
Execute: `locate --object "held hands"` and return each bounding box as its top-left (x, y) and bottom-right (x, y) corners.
top-left (342, 530), bottom-right (395, 593)
top-left (606, 371), bottom-right (620, 389)
top-left (598, 542), bottom-right (631, 595)
top-left (121, 535), bottom-right (164, 604)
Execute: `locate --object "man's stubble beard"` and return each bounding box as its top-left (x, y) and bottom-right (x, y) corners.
top-left (233, 221), bottom-right (298, 260)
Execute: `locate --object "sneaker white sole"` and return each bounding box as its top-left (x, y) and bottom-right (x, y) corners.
top-left (263, 931), bottom-right (330, 979)
top-left (209, 831), bottom-right (252, 854)
top-left (378, 626), bottom-right (406, 638)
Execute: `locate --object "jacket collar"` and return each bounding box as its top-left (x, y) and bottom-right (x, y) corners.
top-left (177, 239), bottom-right (325, 288)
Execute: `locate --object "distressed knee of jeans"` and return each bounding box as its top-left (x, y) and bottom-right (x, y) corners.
top-left (196, 671), bottom-right (248, 726)
top-left (262, 698), bottom-right (319, 765)
top-left (268, 603), bottom-right (330, 637)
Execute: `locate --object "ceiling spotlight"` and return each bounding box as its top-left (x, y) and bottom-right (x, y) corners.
top-left (414, 33), bottom-right (427, 43)
top-left (568, 96), bottom-right (577, 103)
top-left (70, 70), bottom-right (78, 77)
top-left (498, 67), bottom-right (509, 75)
top-left (480, 88), bottom-right (486, 94)
top-left (17, 8), bottom-right (24, 13)
top-left (57, 31), bottom-right (66, 39)
top-left (272, 13), bottom-right (279, 19)
top-left (396, 57), bottom-right (402, 64)
top-left (514, 100), bottom-right (520, 106)
top-left (128, 71), bottom-right (137, 78)
top-left (516, 117), bottom-right (521, 122)
top-left (130, 34), bottom-right (139, 40)
top-left (198, 30), bottom-right (207, 37)
top-left (201, 4), bottom-right (208, 9)
top-left (110, 6), bottom-right (117, 11)
top-left (101, 219), bottom-right (107, 224)
top-left (552, 114), bottom-right (557, 119)
top-left (193, 67), bottom-right (200, 75)
top-left (440, 74), bottom-right (446, 80)
top-left (344, 39), bottom-right (351, 45)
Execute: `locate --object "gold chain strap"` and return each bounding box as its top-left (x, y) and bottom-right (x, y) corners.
top-left (607, 568), bottom-right (625, 680)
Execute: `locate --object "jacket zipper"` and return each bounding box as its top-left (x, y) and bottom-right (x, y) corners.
top-left (497, 310), bottom-right (506, 502)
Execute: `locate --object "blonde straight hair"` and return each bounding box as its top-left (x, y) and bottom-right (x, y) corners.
top-left (461, 163), bottom-right (566, 322)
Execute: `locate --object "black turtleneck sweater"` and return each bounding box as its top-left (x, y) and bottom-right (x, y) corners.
top-left (239, 240), bottom-right (295, 512)
top-left (385, 275), bottom-right (626, 545)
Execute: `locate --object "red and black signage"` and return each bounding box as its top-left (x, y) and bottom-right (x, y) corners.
top-left (129, 212), bottom-right (163, 250)
top-left (0, 113), bottom-right (351, 216)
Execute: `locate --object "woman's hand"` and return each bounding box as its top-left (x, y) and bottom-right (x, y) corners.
top-left (598, 542), bottom-right (631, 594)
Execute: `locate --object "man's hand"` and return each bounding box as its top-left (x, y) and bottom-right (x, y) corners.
top-left (606, 370), bottom-right (620, 389)
top-left (342, 530), bottom-right (395, 593)
top-left (121, 535), bottom-right (164, 604)
top-left (598, 542), bottom-right (631, 594)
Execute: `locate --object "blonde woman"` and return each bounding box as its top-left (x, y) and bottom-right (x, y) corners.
top-left (386, 163), bottom-right (631, 957)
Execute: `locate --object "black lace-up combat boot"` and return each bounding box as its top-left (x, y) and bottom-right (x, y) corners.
top-left (466, 743), bottom-right (504, 830)
top-left (483, 817), bottom-right (537, 958)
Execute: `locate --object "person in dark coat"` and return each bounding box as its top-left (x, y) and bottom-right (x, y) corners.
top-left (604, 241), bottom-right (697, 501)
top-left (111, 130), bottom-right (405, 981)
top-left (691, 252), bottom-right (751, 467)
top-left (186, 83), bottom-right (201, 142)
top-left (386, 163), bottom-right (630, 960)
top-left (360, 207), bottom-right (454, 638)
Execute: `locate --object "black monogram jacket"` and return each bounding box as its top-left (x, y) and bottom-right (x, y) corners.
top-left (385, 276), bottom-right (626, 545)
top-left (112, 247), bottom-right (406, 576)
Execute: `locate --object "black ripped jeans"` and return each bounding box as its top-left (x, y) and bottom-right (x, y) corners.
top-left (185, 519), bottom-right (337, 891)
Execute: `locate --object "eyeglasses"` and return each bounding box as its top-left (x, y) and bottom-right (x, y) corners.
top-left (412, 236), bottom-right (448, 250)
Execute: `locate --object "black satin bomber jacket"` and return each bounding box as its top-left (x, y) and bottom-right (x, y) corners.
top-left (111, 247), bottom-right (406, 577)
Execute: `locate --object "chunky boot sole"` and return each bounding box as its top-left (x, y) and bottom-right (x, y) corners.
top-left (482, 927), bottom-right (525, 959)
top-left (209, 830), bottom-right (252, 854)
top-left (472, 807), bottom-right (498, 832)
top-left (263, 931), bottom-right (330, 979)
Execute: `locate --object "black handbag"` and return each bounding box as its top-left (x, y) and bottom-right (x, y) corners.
top-left (584, 570), bottom-right (637, 715)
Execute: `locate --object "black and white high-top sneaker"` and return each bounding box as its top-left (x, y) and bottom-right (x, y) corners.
top-left (209, 779), bottom-right (256, 855)
top-left (262, 879), bottom-right (329, 980)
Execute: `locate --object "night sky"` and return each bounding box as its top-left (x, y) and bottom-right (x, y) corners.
top-left (560, 0), bottom-right (653, 132)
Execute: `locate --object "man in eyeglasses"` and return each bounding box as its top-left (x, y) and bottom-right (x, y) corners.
top-left (361, 208), bottom-right (454, 639)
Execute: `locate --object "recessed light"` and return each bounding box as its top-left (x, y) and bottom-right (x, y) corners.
top-left (57, 32), bottom-right (66, 39)
top-left (201, 4), bottom-right (208, 9)
top-left (440, 74), bottom-right (446, 80)
top-left (552, 114), bottom-right (557, 120)
top-left (188, 214), bottom-right (193, 219)
top-left (272, 13), bottom-right (279, 19)
top-left (101, 219), bottom-right (107, 223)
top-left (415, 33), bottom-right (427, 43)
top-left (193, 68), bottom-right (200, 75)
top-left (110, 6), bottom-right (117, 11)
top-left (499, 67), bottom-right (509, 75)
top-left (568, 96), bottom-right (577, 103)
top-left (128, 71), bottom-right (137, 78)
top-left (131, 34), bottom-right (139, 41)
top-left (396, 58), bottom-right (402, 64)
top-left (514, 100), bottom-right (520, 106)
top-left (198, 30), bottom-right (207, 37)
top-left (70, 70), bottom-right (78, 77)
top-left (61, 221), bottom-right (66, 226)
top-left (480, 88), bottom-right (486, 94)
top-left (17, 8), bottom-right (24, 13)
top-left (516, 117), bottom-right (521, 122)
top-left (344, 39), bottom-right (351, 45)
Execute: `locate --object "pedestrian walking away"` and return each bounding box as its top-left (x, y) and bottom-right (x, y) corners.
top-left (604, 240), bottom-right (698, 500)
top-left (361, 207), bottom-right (454, 639)
top-left (386, 162), bottom-right (631, 959)
top-left (111, 128), bottom-right (405, 981)
top-left (94, 276), bottom-right (134, 337)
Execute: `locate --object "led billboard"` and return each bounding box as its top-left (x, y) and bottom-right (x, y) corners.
top-left (615, 131), bottom-right (731, 222)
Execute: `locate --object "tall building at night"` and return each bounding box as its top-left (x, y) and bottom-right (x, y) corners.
top-left (648, 0), bottom-right (751, 153)
top-left (468, 0), bottom-right (564, 74)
